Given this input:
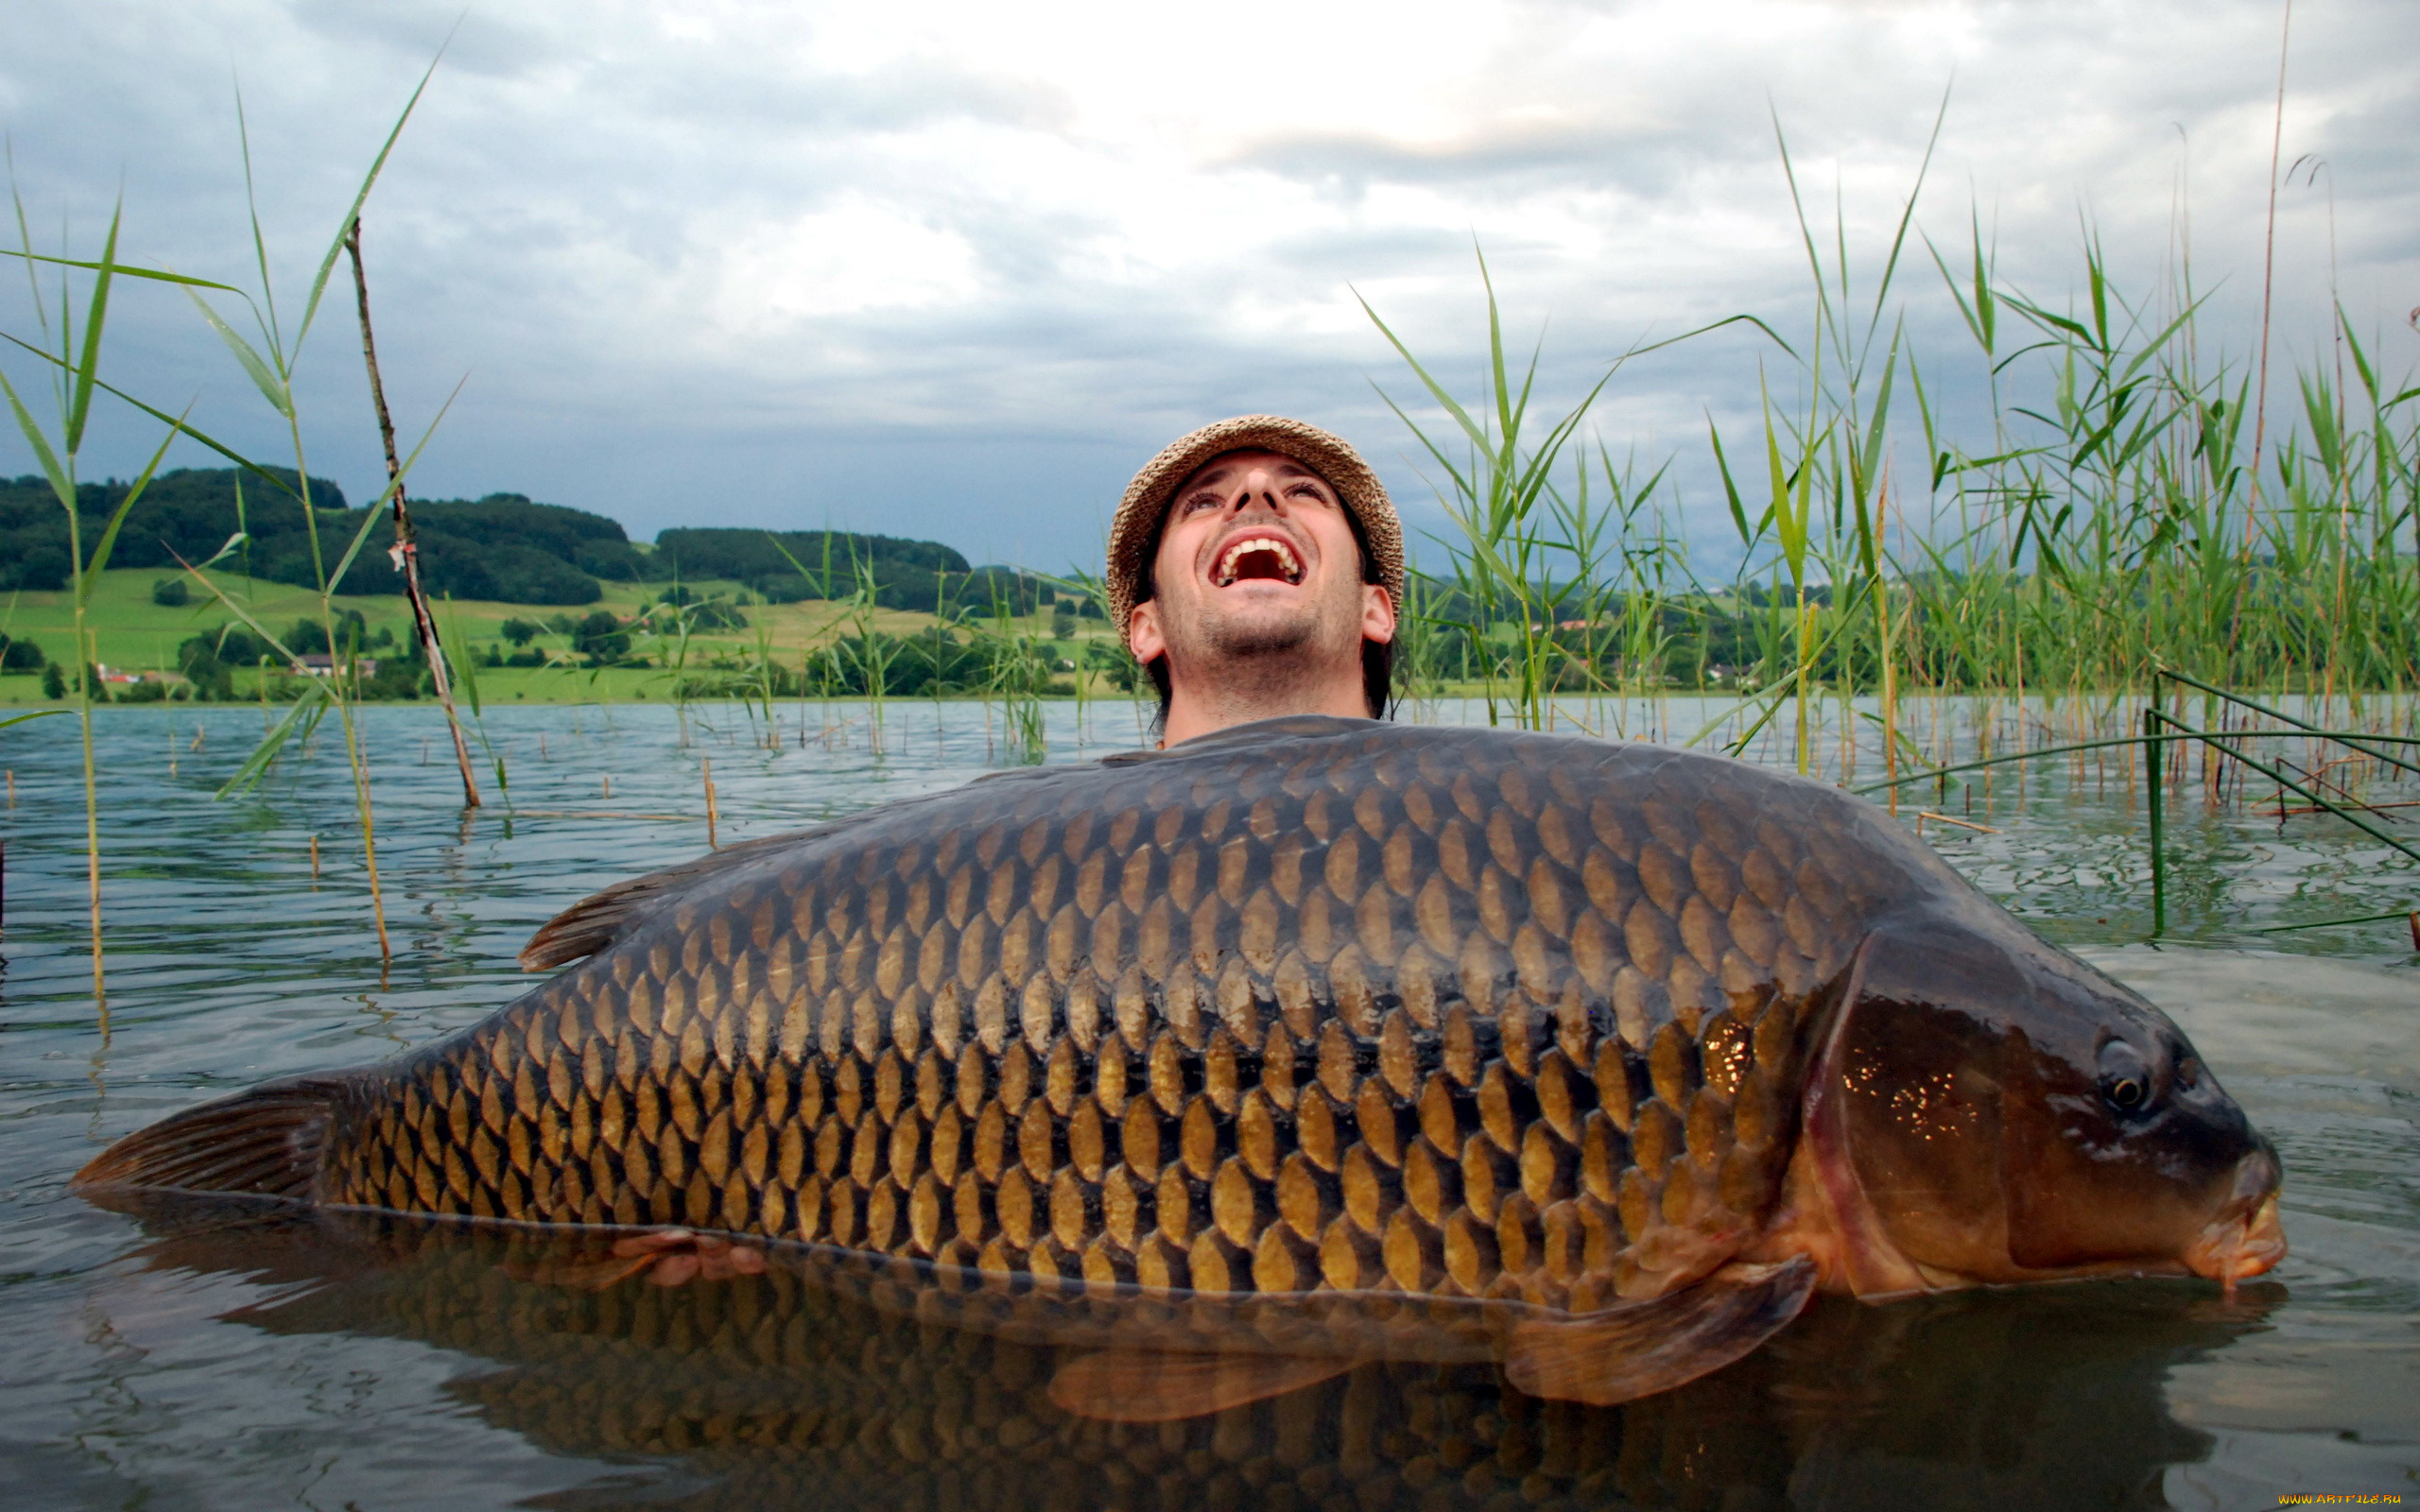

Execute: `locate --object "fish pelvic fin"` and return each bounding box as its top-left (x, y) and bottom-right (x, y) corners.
top-left (1502, 1257), bottom-right (1818, 1407)
top-left (72, 1075), bottom-right (353, 1203)
top-left (1047, 1348), bottom-right (1359, 1423)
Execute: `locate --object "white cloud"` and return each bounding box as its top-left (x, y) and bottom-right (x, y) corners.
top-left (1, 0), bottom-right (2412, 572)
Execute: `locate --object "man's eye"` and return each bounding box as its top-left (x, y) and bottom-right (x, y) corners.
top-left (1184, 494), bottom-right (1222, 513)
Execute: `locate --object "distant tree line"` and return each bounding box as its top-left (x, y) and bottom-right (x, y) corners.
top-left (0, 469), bottom-right (1055, 612)
top-left (676, 627), bottom-right (1075, 701)
top-left (172, 611), bottom-right (428, 701)
top-left (652, 528), bottom-right (1053, 615)
top-left (0, 468), bottom-right (620, 603)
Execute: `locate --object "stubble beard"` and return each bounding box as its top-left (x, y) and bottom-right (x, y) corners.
top-left (1167, 584), bottom-right (1357, 712)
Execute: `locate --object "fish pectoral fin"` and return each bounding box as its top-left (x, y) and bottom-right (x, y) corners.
top-left (1046, 1348), bottom-right (1358, 1422)
top-left (510, 1229), bottom-right (770, 1290)
top-left (1503, 1257), bottom-right (1818, 1407)
top-left (507, 1251), bottom-right (666, 1290)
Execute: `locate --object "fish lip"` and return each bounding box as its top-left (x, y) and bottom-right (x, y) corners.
top-left (1205, 525), bottom-right (1309, 589)
top-left (2184, 1154), bottom-right (2288, 1283)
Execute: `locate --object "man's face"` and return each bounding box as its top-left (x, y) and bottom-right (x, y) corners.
top-left (1127, 448), bottom-right (1391, 673)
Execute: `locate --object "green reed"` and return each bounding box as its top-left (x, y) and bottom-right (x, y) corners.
top-left (1371, 129), bottom-right (2419, 779)
top-left (968, 579), bottom-right (1049, 765)
top-left (0, 196), bottom-right (184, 1014)
top-left (3, 63), bottom-right (451, 969)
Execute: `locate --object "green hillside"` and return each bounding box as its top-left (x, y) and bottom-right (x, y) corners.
top-left (0, 568), bottom-right (1118, 706)
top-left (0, 469), bottom-right (1038, 612)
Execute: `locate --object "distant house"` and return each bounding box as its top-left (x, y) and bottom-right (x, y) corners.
top-left (297, 655), bottom-right (377, 677)
top-left (93, 664), bottom-right (142, 685)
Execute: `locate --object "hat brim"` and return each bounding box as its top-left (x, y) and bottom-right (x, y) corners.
top-left (1104, 415), bottom-right (1405, 640)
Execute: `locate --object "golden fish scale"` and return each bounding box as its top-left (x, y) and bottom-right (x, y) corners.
top-left (330, 728), bottom-right (1891, 1310)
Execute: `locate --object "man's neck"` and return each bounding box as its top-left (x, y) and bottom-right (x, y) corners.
top-left (1160, 657), bottom-right (1369, 745)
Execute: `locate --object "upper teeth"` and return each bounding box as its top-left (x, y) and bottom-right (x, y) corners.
top-left (1216, 537), bottom-right (1301, 584)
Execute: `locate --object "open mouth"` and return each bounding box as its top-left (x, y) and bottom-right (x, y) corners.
top-left (1212, 535), bottom-right (1304, 587)
top-left (2185, 1156), bottom-right (2288, 1290)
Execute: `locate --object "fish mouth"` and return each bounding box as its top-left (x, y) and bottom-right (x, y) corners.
top-left (1210, 533), bottom-right (1305, 588)
top-left (2184, 1152), bottom-right (2288, 1285)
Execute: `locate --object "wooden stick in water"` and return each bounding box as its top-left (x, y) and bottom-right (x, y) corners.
top-left (2146, 705), bottom-right (2169, 937)
top-left (703, 760), bottom-right (719, 848)
top-left (310, 834), bottom-right (321, 879)
top-left (345, 217), bottom-right (482, 810)
top-left (507, 809), bottom-right (692, 821)
top-left (1915, 811), bottom-right (2000, 835)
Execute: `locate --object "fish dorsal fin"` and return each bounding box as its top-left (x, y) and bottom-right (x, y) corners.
top-left (1503, 1258), bottom-right (1818, 1407)
top-left (1047, 1349), bottom-right (1357, 1422)
top-left (72, 1075), bottom-right (353, 1200)
top-left (517, 830), bottom-right (806, 971)
top-left (516, 774), bottom-right (1056, 973)
top-left (521, 746), bottom-right (1173, 973)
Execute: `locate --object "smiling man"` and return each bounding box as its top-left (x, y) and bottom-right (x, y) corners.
top-left (1106, 416), bottom-right (1406, 746)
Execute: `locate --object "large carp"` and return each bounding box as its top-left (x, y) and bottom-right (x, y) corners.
top-left (77, 716), bottom-right (2284, 1417)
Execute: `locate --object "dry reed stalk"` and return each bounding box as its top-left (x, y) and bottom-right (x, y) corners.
top-left (344, 217), bottom-right (480, 808)
top-left (2248, 0), bottom-right (2296, 529)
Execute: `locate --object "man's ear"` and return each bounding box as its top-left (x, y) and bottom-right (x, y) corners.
top-left (1360, 585), bottom-right (1397, 646)
top-left (1128, 600), bottom-right (1167, 664)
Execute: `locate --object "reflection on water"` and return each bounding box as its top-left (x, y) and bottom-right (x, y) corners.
top-left (1, 702), bottom-right (2413, 1507)
top-left (78, 1202), bottom-right (2290, 1512)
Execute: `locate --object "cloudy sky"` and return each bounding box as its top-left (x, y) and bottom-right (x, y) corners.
top-left (2, 0), bottom-right (2412, 574)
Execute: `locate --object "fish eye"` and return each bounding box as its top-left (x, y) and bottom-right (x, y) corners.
top-left (2099, 1040), bottom-right (2156, 1116)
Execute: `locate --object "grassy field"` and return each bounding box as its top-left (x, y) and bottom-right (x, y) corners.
top-left (0, 569), bottom-right (1128, 704)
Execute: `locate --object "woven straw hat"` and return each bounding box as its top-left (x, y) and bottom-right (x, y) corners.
top-left (1104, 415), bottom-right (1405, 636)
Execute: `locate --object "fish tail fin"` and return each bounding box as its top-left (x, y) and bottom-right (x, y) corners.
top-left (72, 1075), bottom-right (353, 1202)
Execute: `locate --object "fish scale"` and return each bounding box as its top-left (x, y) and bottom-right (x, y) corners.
top-left (307, 718), bottom-right (1883, 1315)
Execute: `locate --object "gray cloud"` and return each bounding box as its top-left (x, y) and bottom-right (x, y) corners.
top-left (2, 0), bottom-right (2413, 578)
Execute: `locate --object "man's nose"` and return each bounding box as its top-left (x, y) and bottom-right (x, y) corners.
top-left (1234, 469), bottom-right (1283, 510)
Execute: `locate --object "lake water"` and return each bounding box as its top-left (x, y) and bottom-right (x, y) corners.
top-left (2, 698), bottom-right (2413, 1509)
